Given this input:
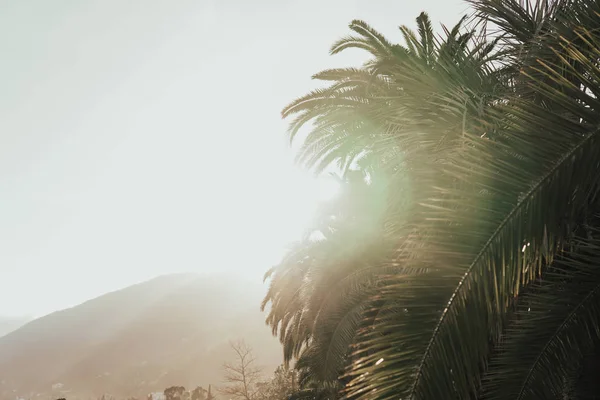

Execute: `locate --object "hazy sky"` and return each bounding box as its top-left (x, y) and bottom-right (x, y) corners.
top-left (0, 0), bottom-right (466, 318)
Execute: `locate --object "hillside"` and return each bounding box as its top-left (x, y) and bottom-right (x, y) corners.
top-left (0, 274), bottom-right (282, 400)
top-left (0, 317), bottom-right (30, 339)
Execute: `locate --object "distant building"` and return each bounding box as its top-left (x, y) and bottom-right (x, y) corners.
top-left (147, 392), bottom-right (166, 400)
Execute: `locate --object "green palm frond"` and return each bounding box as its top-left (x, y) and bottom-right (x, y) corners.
top-left (399, 25), bottom-right (421, 56)
top-left (479, 231), bottom-right (600, 400)
top-left (329, 20), bottom-right (393, 59)
top-left (312, 68), bottom-right (382, 83)
top-left (468, 0), bottom-right (561, 44)
top-left (344, 6), bottom-right (600, 399)
top-left (330, 35), bottom-right (390, 58)
top-left (267, 2), bottom-right (600, 399)
top-left (416, 12), bottom-right (435, 64)
top-left (263, 169), bottom-right (395, 367)
top-left (295, 296), bottom-right (369, 385)
top-left (283, 10), bottom-right (499, 175)
top-left (289, 380), bottom-right (343, 400)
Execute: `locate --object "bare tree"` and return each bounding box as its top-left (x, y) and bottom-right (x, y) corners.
top-left (219, 340), bottom-right (263, 400)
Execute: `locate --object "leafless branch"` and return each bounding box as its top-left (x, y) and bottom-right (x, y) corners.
top-left (218, 340), bottom-right (264, 400)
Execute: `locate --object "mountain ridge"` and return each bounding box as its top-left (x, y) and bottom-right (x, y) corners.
top-left (0, 273), bottom-right (282, 400)
top-left (0, 316), bottom-right (30, 339)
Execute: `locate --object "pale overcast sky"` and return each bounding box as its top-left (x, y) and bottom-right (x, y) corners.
top-left (0, 0), bottom-right (466, 318)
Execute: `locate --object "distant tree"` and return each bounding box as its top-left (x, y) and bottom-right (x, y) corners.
top-left (256, 365), bottom-right (299, 400)
top-left (191, 386), bottom-right (207, 400)
top-left (164, 386), bottom-right (185, 400)
top-left (219, 340), bottom-right (263, 400)
top-left (190, 385), bottom-right (216, 400)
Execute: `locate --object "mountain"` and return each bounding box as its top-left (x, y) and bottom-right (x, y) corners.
top-left (0, 273), bottom-right (283, 400)
top-left (0, 317), bottom-right (30, 338)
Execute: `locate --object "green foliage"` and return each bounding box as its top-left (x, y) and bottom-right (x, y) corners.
top-left (264, 0), bottom-right (600, 399)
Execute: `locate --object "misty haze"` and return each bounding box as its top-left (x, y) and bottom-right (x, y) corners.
top-left (4, 0), bottom-right (600, 399)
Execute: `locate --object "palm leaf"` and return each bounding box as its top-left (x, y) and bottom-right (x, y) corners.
top-left (479, 231), bottom-right (600, 400)
top-left (416, 12), bottom-right (435, 64)
top-left (344, 9), bottom-right (600, 400)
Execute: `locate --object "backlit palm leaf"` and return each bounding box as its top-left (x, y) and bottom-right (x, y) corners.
top-left (479, 228), bottom-right (600, 400)
top-left (345, 3), bottom-right (600, 399)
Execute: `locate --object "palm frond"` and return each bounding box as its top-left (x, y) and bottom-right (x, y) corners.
top-left (416, 12), bottom-right (435, 64)
top-left (268, 4), bottom-right (600, 399)
top-left (479, 230), bottom-right (600, 400)
top-left (330, 36), bottom-right (390, 58)
top-left (344, 11), bottom-right (600, 400)
top-left (399, 25), bottom-right (421, 56)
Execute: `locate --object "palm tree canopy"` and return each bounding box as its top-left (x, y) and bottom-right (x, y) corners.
top-left (264, 1), bottom-right (600, 399)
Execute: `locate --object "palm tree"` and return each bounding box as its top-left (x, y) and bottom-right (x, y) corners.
top-left (283, 11), bottom-right (502, 170)
top-left (264, 0), bottom-right (600, 399)
top-left (262, 167), bottom-right (394, 380)
top-left (265, 9), bottom-right (501, 398)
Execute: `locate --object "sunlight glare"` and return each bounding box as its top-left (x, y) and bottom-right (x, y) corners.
top-left (283, 172), bottom-right (340, 239)
top-left (315, 175), bottom-right (341, 202)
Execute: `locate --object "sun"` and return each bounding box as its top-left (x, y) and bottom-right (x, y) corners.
top-left (286, 171), bottom-right (340, 235)
top-left (314, 175), bottom-right (341, 202)
top-left (236, 169), bottom-right (340, 272)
